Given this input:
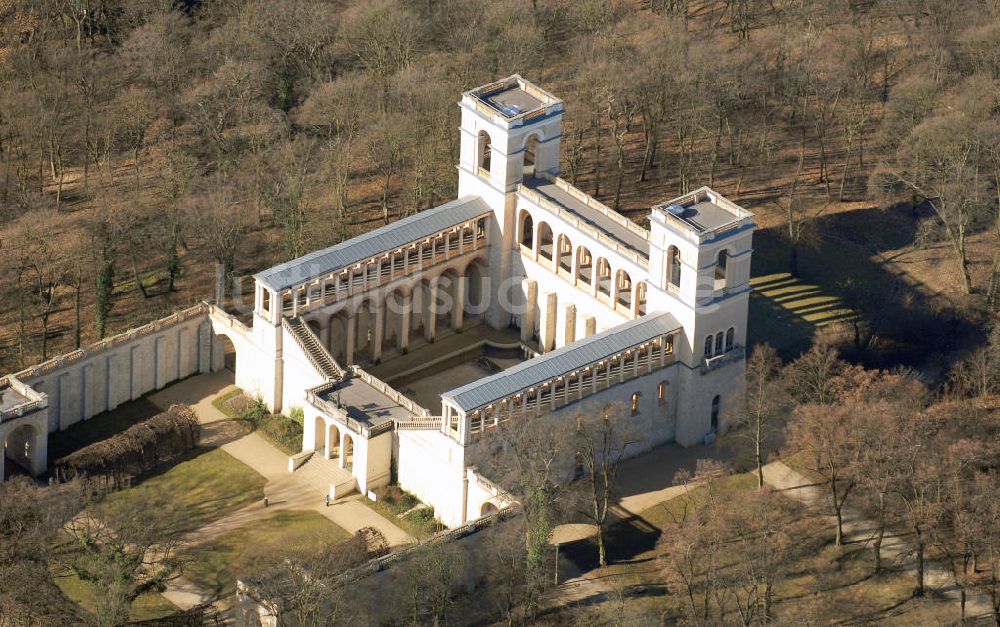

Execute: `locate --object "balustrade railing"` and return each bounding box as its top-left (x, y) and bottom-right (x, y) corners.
top-left (282, 228), bottom-right (488, 317)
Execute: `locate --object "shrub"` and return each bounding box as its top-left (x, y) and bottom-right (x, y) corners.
top-left (54, 404), bottom-right (200, 489)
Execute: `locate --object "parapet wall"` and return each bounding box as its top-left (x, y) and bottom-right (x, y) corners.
top-left (13, 304), bottom-right (215, 433)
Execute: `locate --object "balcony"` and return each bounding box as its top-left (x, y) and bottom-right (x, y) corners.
top-left (701, 345), bottom-right (745, 374)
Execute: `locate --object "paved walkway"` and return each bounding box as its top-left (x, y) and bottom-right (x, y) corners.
top-left (762, 460), bottom-right (993, 620)
top-left (144, 372), bottom-right (414, 612)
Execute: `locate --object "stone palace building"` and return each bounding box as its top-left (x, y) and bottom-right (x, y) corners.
top-left (1, 76), bottom-right (755, 528)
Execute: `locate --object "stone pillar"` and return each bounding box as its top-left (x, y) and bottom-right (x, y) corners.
top-left (338, 431), bottom-right (347, 468)
top-left (345, 314), bottom-right (356, 365)
top-left (425, 280), bottom-right (437, 342)
top-left (539, 292), bottom-right (557, 353)
top-left (324, 422), bottom-right (333, 460)
top-left (400, 292), bottom-right (411, 353)
top-left (373, 302), bottom-right (384, 363)
top-left (521, 278), bottom-right (537, 343)
top-left (564, 304), bottom-right (577, 346)
top-left (452, 275), bottom-right (466, 331)
top-left (584, 315), bottom-right (597, 338)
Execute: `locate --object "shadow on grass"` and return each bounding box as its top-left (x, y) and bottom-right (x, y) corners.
top-left (749, 203), bottom-right (980, 372)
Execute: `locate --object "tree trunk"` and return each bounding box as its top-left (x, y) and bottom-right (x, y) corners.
top-left (915, 529), bottom-right (926, 596)
top-left (873, 492), bottom-right (885, 573)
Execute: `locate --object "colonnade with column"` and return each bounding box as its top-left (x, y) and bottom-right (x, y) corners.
top-left (302, 257), bottom-right (487, 367)
top-left (516, 209), bottom-right (648, 318)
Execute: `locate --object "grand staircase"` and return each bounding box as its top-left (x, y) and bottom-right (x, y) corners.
top-left (294, 452), bottom-right (357, 498)
top-left (286, 317), bottom-right (345, 380)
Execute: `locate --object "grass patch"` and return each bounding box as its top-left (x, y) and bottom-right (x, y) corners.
top-left (181, 510), bottom-right (351, 598)
top-left (95, 447), bottom-right (266, 534)
top-left (561, 465), bottom-right (958, 625)
top-left (367, 486), bottom-right (441, 540)
top-left (210, 388), bottom-right (244, 419)
top-left (213, 390), bottom-right (302, 455)
top-left (49, 561), bottom-right (179, 622)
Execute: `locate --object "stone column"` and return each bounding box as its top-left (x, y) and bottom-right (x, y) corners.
top-left (584, 315), bottom-right (597, 338)
top-left (452, 275), bottom-right (466, 331)
top-left (345, 314), bottom-right (356, 365)
top-left (324, 422), bottom-right (334, 460)
top-left (373, 302), bottom-right (384, 363)
top-left (539, 291), bottom-right (557, 353)
top-left (564, 304), bottom-right (577, 346)
top-left (425, 279), bottom-right (437, 342)
top-left (521, 278), bottom-right (538, 343)
top-left (338, 431), bottom-right (347, 468)
top-left (399, 291), bottom-right (411, 353)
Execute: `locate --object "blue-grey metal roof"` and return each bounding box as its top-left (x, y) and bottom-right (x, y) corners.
top-left (255, 196), bottom-right (491, 291)
top-left (442, 312), bottom-right (681, 412)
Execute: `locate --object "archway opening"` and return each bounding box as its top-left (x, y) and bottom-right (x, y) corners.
top-left (3, 423), bottom-right (38, 479)
top-left (327, 313), bottom-right (349, 364)
top-left (481, 501), bottom-right (500, 517)
top-left (519, 210), bottom-right (534, 250)
top-left (343, 434), bottom-right (355, 471)
top-left (668, 246), bottom-right (682, 288)
top-left (465, 261), bottom-right (487, 317)
top-left (314, 416), bottom-right (327, 455)
top-left (616, 270), bottom-right (632, 309)
top-left (478, 131), bottom-right (491, 176)
top-left (557, 234), bottom-right (573, 274)
top-left (636, 281), bottom-right (647, 315)
top-left (215, 333), bottom-right (237, 374)
top-left (715, 249), bottom-right (728, 290)
top-left (577, 247), bottom-right (593, 286)
top-left (711, 395), bottom-right (721, 432)
top-left (537, 222), bottom-right (554, 261)
top-left (596, 258), bottom-right (612, 297)
top-left (523, 134), bottom-right (539, 177)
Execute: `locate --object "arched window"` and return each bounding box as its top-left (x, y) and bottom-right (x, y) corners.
top-left (597, 258), bottom-right (612, 296)
top-left (725, 328), bottom-right (735, 352)
top-left (524, 134), bottom-right (539, 177)
top-left (478, 131), bottom-right (491, 175)
top-left (668, 246), bottom-right (682, 288)
top-left (616, 270), bottom-right (632, 308)
top-left (557, 234), bottom-right (573, 273)
top-left (631, 391), bottom-right (641, 416)
top-left (658, 381), bottom-right (668, 406)
top-left (576, 247), bottom-right (593, 285)
top-left (715, 249), bottom-right (729, 289)
top-left (704, 335), bottom-right (714, 358)
top-left (537, 222), bottom-right (554, 261)
top-left (711, 395), bottom-right (721, 432)
top-left (715, 332), bottom-right (724, 354)
top-left (519, 211), bottom-right (534, 249)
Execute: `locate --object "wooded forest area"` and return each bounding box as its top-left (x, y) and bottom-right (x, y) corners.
top-left (1, 0), bottom-right (999, 374)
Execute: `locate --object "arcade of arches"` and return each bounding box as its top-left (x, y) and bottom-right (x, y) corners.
top-left (517, 209), bottom-right (647, 317)
top-left (301, 258), bottom-right (488, 367)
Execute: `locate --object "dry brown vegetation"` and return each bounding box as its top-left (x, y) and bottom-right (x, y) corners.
top-left (1, 0), bottom-right (999, 375)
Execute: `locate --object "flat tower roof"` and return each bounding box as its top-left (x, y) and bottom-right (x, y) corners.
top-left (652, 187), bottom-right (754, 236)
top-left (465, 75), bottom-right (562, 122)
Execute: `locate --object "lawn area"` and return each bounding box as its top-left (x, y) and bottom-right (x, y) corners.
top-left (181, 510), bottom-right (351, 598)
top-left (95, 446), bottom-right (266, 534)
top-left (212, 388), bottom-right (302, 456)
top-left (557, 467), bottom-right (960, 625)
top-left (367, 485), bottom-right (442, 540)
top-left (49, 560), bottom-right (179, 622)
